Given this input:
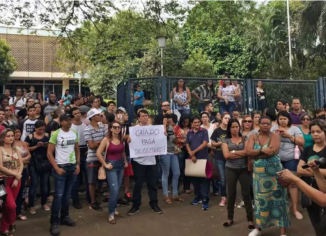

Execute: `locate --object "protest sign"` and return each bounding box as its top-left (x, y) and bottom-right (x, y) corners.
top-left (129, 125), bottom-right (167, 158)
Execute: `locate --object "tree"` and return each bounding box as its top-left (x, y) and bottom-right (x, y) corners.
top-left (0, 39), bottom-right (17, 85)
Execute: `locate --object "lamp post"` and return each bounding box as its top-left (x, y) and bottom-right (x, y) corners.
top-left (157, 36), bottom-right (167, 76)
top-left (287, 0), bottom-right (292, 70)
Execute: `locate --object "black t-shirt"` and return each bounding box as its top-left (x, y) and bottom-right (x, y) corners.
top-left (25, 134), bottom-right (49, 165)
top-left (210, 127), bottom-right (228, 160)
top-left (121, 123), bottom-right (130, 156)
top-left (300, 145), bottom-right (326, 189)
top-left (45, 120), bottom-right (60, 135)
top-left (154, 114), bottom-right (164, 125)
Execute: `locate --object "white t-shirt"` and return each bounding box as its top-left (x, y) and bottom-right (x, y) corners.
top-left (71, 122), bottom-right (87, 147)
top-left (132, 125), bottom-right (156, 165)
top-left (49, 129), bottom-right (78, 164)
top-left (21, 119), bottom-right (38, 142)
top-left (9, 96), bottom-right (27, 114)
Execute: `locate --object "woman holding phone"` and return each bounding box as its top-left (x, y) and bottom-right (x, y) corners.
top-left (24, 120), bottom-right (51, 214)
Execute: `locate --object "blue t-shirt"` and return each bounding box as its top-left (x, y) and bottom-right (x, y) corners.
top-left (134, 91), bottom-right (144, 105)
top-left (62, 94), bottom-right (72, 106)
top-left (186, 128), bottom-right (209, 159)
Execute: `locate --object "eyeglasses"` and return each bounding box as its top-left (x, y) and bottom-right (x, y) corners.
top-left (112, 126), bottom-right (121, 130)
top-left (162, 104), bottom-right (169, 107)
top-left (260, 122), bottom-right (271, 126)
top-left (5, 109), bottom-right (11, 112)
top-left (243, 120), bottom-right (252, 123)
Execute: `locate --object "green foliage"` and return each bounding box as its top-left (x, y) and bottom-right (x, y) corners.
top-left (0, 40), bottom-right (17, 85)
top-left (181, 49), bottom-right (215, 77)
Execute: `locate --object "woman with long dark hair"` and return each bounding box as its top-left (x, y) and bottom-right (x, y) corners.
top-left (299, 114), bottom-right (314, 151)
top-left (25, 120), bottom-right (51, 214)
top-left (96, 121), bottom-right (128, 224)
top-left (246, 116), bottom-right (290, 236)
top-left (217, 80), bottom-right (239, 115)
top-left (211, 113), bottom-right (230, 206)
top-left (251, 111), bottom-right (261, 131)
top-left (174, 114), bottom-right (192, 193)
top-left (0, 128), bottom-right (23, 236)
top-left (192, 80), bottom-right (215, 113)
top-left (11, 125), bottom-right (31, 221)
top-left (222, 118), bottom-right (254, 229)
top-left (256, 81), bottom-right (267, 112)
top-left (170, 79), bottom-right (191, 115)
top-left (296, 119), bottom-right (326, 236)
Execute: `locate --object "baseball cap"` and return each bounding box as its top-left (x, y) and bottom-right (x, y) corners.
top-left (117, 107), bottom-right (126, 113)
top-left (87, 108), bottom-right (102, 120)
top-left (79, 105), bottom-right (90, 114)
top-left (59, 113), bottom-right (72, 122)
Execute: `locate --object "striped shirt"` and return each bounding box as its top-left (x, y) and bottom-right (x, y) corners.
top-left (84, 123), bottom-right (108, 162)
top-left (192, 84), bottom-right (215, 103)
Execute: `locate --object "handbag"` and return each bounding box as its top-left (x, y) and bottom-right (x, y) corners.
top-left (98, 141), bottom-right (109, 180)
top-left (32, 134), bottom-right (51, 173)
top-left (174, 145), bottom-right (182, 155)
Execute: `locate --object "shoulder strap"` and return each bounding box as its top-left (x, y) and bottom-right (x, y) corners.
top-left (104, 140), bottom-right (110, 160)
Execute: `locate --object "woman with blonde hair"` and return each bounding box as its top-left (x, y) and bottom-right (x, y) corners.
top-left (0, 128), bottom-right (24, 236)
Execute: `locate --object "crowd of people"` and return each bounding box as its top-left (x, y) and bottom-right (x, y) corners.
top-left (0, 84), bottom-right (325, 236)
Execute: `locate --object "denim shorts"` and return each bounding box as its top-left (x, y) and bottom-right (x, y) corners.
top-left (281, 159), bottom-right (299, 172)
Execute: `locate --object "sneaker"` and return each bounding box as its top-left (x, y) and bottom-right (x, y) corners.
top-left (237, 201), bottom-right (245, 209)
top-left (50, 224), bottom-right (60, 236)
top-left (219, 197), bottom-right (227, 207)
top-left (127, 207), bottom-right (140, 216)
top-left (191, 198), bottom-right (202, 205)
top-left (151, 206), bottom-right (163, 214)
top-left (125, 191), bottom-right (132, 202)
top-left (294, 211), bottom-right (303, 220)
top-left (202, 204), bottom-right (209, 210)
top-left (73, 201), bottom-right (82, 209)
top-left (90, 202), bottom-right (102, 212)
top-left (117, 198), bottom-right (129, 206)
top-left (60, 217), bottom-right (76, 227)
top-left (248, 229), bottom-right (261, 236)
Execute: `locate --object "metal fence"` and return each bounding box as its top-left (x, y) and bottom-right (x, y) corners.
top-left (117, 77), bottom-right (325, 123)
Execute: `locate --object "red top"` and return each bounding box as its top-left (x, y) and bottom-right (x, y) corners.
top-left (106, 141), bottom-right (124, 161)
top-left (0, 125), bottom-right (5, 135)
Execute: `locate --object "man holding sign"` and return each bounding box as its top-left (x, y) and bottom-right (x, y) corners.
top-left (128, 109), bottom-right (163, 216)
top-left (186, 116), bottom-right (210, 211)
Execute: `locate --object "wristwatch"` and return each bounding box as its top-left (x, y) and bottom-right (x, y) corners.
top-left (232, 150), bottom-right (235, 154)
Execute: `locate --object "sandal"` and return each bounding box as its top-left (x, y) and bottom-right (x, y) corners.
top-left (163, 196), bottom-right (173, 204)
top-left (9, 224), bottom-right (16, 233)
top-left (172, 196), bottom-right (185, 202)
top-left (223, 220), bottom-right (234, 227)
top-left (114, 211), bottom-right (121, 217)
top-left (1, 231), bottom-right (13, 236)
top-left (16, 214), bottom-right (27, 221)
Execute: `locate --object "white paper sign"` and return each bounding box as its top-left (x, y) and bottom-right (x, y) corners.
top-left (129, 125), bottom-right (167, 158)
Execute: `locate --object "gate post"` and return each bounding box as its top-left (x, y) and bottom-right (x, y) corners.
top-left (317, 77), bottom-right (325, 108)
top-left (126, 79), bottom-right (133, 123)
top-left (245, 78), bottom-right (254, 114)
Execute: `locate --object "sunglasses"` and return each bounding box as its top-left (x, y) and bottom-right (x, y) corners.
top-left (5, 109), bottom-right (11, 111)
top-left (302, 118), bottom-right (310, 121)
top-left (112, 126), bottom-right (121, 130)
top-left (243, 120), bottom-right (252, 123)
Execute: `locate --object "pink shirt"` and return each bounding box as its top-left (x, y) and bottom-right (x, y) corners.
top-left (106, 141), bottom-right (124, 161)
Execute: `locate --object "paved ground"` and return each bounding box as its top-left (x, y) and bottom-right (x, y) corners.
top-left (14, 188), bottom-right (315, 236)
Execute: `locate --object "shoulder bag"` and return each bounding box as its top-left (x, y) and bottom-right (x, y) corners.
top-left (98, 141), bottom-right (109, 180)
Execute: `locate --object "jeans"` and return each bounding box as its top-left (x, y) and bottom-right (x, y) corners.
top-left (225, 167), bottom-right (253, 222)
top-left (71, 152), bottom-right (90, 204)
top-left (219, 101), bottom-right (235, 115)
top-left (178, 148), bottom-right (191, 191)
top-left (157, 156), bottom-right (162, 183)
top-left (215, 159), bottom-right (227, 197)
top-left (160, 154), bottom-right (180, 196)
top-left (178, 109), bottom-right (190, 116)
top-left (198, 103), bottom-right (204, 114)
top-left (28, 165), bottom-right (50, 207)
top-left (105, 159), bottom-right (124, 216)
top-left (50, 164), bottom-right (76, 225)
top-left (132, 160), bottom-right (158, 208)
top-left (15, 168), bottom-right (28, 215)
top-left (192, 177), bottom-right (210, 204)
top-left (1, 178), bottom-right (21, 232)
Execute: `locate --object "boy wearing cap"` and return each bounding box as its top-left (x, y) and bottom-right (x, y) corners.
top-left (84, 108), bottom-right (108, 212)
top-left (134, 85), bottom-right (144, 114)
top-left (47, 113), bottom-right (80, 236)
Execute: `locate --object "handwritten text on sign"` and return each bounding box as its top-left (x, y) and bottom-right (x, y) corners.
top-left (129, 125), bottom-right (167, 158)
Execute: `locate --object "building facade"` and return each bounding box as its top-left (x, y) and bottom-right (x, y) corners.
top-left (0, 27), bottom-right (89, 98)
